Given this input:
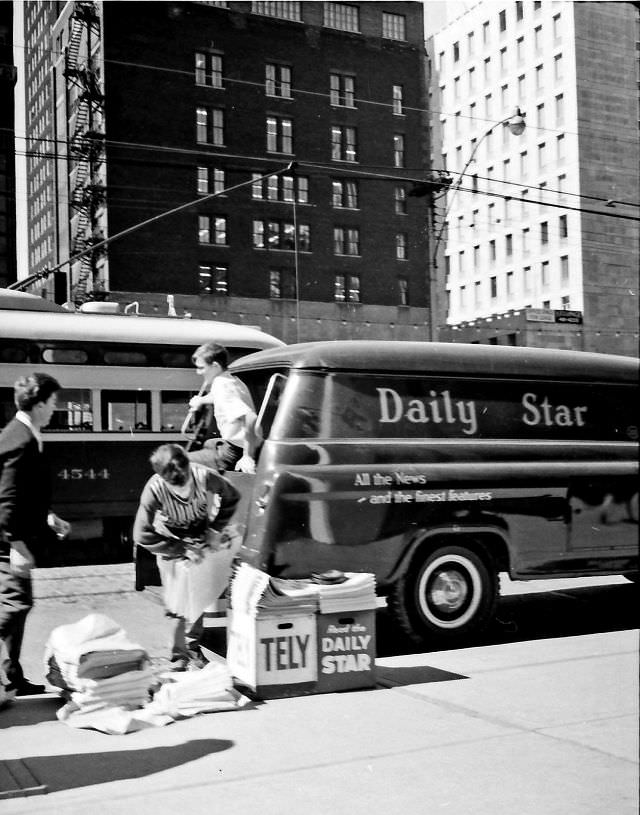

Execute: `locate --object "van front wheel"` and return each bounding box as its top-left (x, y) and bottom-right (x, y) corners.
top-left (389, 544), bottom-right (497, 644)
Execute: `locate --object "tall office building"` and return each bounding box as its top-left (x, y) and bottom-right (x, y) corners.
top-left (22, 1), bottom-right (433, 343)
top-left (428, 1), bottom-right (639, 355)
top-left (0, 0), bottom-right (17, 288)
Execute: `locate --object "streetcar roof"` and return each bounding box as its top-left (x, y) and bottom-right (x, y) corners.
top-left (0, 288), bottom-right (67, 313)
top-left (0, 309), bottom-right (285, 350)
top-left (230, 340), bottom-right (639, 383)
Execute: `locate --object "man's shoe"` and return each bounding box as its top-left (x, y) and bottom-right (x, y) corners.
top-left (15, 680), bottom-right (46, 696)
top-left (168, 657), bottom-right (189, 672)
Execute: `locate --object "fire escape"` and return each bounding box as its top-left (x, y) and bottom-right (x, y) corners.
top-left (64, 1), bottom-right (107, 304)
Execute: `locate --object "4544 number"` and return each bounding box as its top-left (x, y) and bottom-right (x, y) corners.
top-left (57, 468), bottom-right (111, 480)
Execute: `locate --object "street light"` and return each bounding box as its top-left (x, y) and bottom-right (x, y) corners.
top-left (430, 107), bottom-right (526, 340)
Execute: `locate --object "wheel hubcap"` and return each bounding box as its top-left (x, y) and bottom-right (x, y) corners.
top-left (430, 570), bottom-right (468, 612)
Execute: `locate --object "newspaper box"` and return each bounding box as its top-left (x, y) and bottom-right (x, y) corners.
top-left (316, 609), bottom-right (376, 693)
top-left (227, 609), bottom-right (318, 699)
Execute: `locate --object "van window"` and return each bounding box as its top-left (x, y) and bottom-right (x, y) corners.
top-left (272, 372), bottom-right (636, 442)
top-left (101, 390), bottom-right (151, 431)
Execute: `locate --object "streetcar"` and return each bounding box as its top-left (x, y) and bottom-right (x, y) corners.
top-left (0, 292), bottom-right (284, 564)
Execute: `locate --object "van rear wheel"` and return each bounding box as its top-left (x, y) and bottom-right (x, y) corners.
top-left (388, 543), bottom-right (497, 644)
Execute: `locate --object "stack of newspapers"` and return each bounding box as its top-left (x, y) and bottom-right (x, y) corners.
top-left (44, 613), bottom-right (152, 713)
top-left (230, 563), bottom-right (377, 617)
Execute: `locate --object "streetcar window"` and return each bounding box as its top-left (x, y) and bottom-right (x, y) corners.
top-left (160, 351), bottom-right (192, 368)
top-left (0, 387), bottom-right (14, 426)
top-left (101, 390), bottom-right (151, 431)
top-left (47, 388), bottom-right (93, 432)
top-left (160, 391), bottom-right (191, 431)
top-left (0, 345), bottom-right (27, 363)
top-left (103, 350), bottom-right (148, 366)
top-left (42, 347), bottom-right (89, 364)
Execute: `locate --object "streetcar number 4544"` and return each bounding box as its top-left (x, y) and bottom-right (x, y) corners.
top-left (57, 468), bottom-right (111, 480)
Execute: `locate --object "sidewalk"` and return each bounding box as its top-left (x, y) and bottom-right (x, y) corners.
top-left (1, 571), bottom-right (637, 814)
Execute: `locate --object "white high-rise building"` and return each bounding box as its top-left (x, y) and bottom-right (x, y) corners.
top-left (428, 1), bottom-right (639, 355)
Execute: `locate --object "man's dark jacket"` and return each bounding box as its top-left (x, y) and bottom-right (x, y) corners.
top-left (0, 418), bottom-right (51, 562)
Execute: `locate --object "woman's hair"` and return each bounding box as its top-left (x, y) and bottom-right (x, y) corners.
top-left (150, 443), bottom-right (191, 485)
top-left (14, 373), bottom-right (61, 411)
top-left (191, 342), bottom-right (229, 370)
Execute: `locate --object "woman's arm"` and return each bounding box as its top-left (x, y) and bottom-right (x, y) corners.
top-left (133, 481), bottom-right (185, 557)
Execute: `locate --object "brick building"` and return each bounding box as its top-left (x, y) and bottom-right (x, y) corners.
top-left (23, 1), bottom-right (434, 343)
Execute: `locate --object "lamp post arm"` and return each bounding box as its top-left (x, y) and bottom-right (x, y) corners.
top-left (432, 111), bottom-right (522, 261)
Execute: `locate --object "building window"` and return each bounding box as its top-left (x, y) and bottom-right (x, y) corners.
top-left (331, 179), bottom-right (358, 208)
top-left (195, 52), bottom-right (223, 88)
top-left (534, 25), bottom-right (542, 52)
top-left (560, 255), bottom-right (569, 282)
top-left (382, 11), bottom-right (406, 41)
top-left (334, 227), bottom-right (360, 256)
top-left (253, 219), bottom-right (310, 251)
top-left (506, 233), bottom-right (513, 255)
top-left (396, 233), bottom-right (408, 260)
top-left (555, 93), bottom-right (564, 125)
top-left (252, 2), bottom-right (301, 21)
top-left (482, 20), bottom-right (489, 44)
top-left (536, 102), bottom-right (545, 128)
top-left (560, 294), bottom-right (570, 309)
top-left (393, 133), bottom-right (405, 168)
top-left (324, 2), bottom-right (359, 32)
top-left (453, 41), bottom-right (460, 62)
top-left (467, 30), bottom-right (475, 56)
top-left (459, 285), bottom-right (466, 309)
top-left (524, 265), bottom-right (532, 292)
top-left (516, 36), bottom-right (524, 63)
top-left (458, 250), bottom-right (465, 275)
top-left (394, 185), bottom-right (407, 214)
top-left (331, 126), bottom-right (357, 162)
top-left (253, 173), bottom-right (309, 203)
top-left (269, 268), bottom-right (297, 299)
top-left (516, 1), bottom-right (523, 21)
top-left (499, 9), bottom-right (506, 32)
top-left (266, 116), bottom-right (293, 153)
top-left (330, 73), bottom-right (355, 107)
top-left (197, 166), bottom-right (225, 195)
top-left (484, 57), bottom-right (491, 83)
top-left (499, 47), bottom-right (507, 72)
top-left (558, 214), bottom-right (568, 238)
top-left (196, 107), bottom-right (224, 145)
top-left (398, 277), bottom-right (409, 306)
top-left (540, 221), bottom-right (548, 244)
top-left (392, 84), bottom-right (404, 115)
top-left (468, 66), bottom-right (475, 92)
top-left (334, 274), bottom-right (360, 302)
top-left (535, 64), bottom-right (543, 91)
top-left (490, 276), bottom-right (497, 299)
top-left (266, 63), bottom-right (292, 98)
top-left (199, 264), bottom-right (228, 295)
top-left (553, 13), bottom-right (562, 40)
top-left (489, 240), bottom-right (496, 262)
top-left (554, 53), bottom-right (563, 81)
top-left (520, 150), bottom-right (528, 178)
top-left (522, 227), bottom-right (530, 252)
top-left (538, 142), bottom-right (546, 169)
top-left (556, 134), bottom-right (565, 161)
top-left (541, 260), bottom-right (550, 287)
top-left (198, 215), bottom-right (210, 244)
top-left (558, 173), bottom-right (567, 200)
top-left (506, 270), bottom-right (514, 297)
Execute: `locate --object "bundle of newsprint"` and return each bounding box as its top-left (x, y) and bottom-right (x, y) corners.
top-left (227, 564), bottom-right (378, 698)
top-left (44, 613), bottom-right (249, 734)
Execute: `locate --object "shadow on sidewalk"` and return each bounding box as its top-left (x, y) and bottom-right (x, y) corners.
top-left (376, 664), bottom-right (468, 688)
top-left (0, 696), bottom-right (61, 729)
top-left (21, 738), bottom-right (233, 793)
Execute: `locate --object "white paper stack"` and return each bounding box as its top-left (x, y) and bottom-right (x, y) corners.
top-left (44, 614), bottom-right (151, 711)
top-left (148, 661), bottom-right (249, 717)
top-left (230, 563), bottom-right (319, 617)
top-left (316, 572), bottom-right (377, 613)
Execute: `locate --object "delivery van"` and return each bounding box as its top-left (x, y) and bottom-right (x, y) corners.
top-left (226, 340), bottom-right (638, 644)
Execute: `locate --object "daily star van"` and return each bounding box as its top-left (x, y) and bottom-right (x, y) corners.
top-left (227, 341), bottom-right (638, 644)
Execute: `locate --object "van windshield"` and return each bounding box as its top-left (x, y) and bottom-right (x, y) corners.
top-left (271, 371), bottom-right (636, 442)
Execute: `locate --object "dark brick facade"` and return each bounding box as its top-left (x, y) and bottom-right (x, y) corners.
top-left (101, 2), bottom-right (433, 341)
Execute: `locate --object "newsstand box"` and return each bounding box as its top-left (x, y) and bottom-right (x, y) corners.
top-left (315, 610), bottom-right (376, 693)
top-left (227, 610), bottom-right (319, 699)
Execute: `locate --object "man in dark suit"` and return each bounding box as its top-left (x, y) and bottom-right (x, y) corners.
top-left (0, 372), bottom-right (69, 697)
